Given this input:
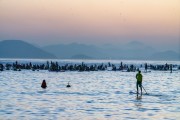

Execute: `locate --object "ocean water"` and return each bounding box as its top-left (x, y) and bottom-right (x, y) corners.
top-left (0, 59), bottom-right (180, 120)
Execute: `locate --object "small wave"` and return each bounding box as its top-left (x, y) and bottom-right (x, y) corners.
top-left (86, 100), bottom-right (95, 103)
top-left (148, 94), bottom-right (163, 97)
top-left (104, 114), bottom-right (112, 117)
top-left (51, 91), bottom-right (108, 96)
top-left (115, 91), bottom-right (121, 94)
top-left (37, 90), bottom-right (47, 94)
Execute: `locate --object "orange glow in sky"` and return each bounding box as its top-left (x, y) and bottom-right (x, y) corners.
top-left (0, 0), bottom-right (179, 48)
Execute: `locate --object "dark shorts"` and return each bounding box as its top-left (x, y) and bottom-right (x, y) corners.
top-left (136, 81), bottom-right (142, 87)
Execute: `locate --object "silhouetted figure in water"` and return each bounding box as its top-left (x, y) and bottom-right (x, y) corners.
top-left (0, 64), bottom-right (4, 71)
top-left (66, 82), bottom-right (71, 88)
top-left (41, 80), bottom-right (47, 89)
top-left (145, 63), bottom-right (147, 73)
top-left (136, 71), bottom-right (143, 96)
top-left (170, 64), bottom-right (172, 73)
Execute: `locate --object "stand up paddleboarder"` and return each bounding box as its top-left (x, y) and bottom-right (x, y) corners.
top-left (136, 71), bottom-right (143, 96)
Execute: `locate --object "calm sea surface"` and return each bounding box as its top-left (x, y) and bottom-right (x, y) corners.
top-left (0, 59), bottom-right (180, 120)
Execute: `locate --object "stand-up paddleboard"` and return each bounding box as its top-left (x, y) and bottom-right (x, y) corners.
top-left (129, 91), bottom-right (149, 95)
top-left (129, 91), bottom-right (165, 98)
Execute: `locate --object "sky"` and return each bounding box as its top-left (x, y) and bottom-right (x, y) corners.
top-left (0, 0), bottom-right (180, 52)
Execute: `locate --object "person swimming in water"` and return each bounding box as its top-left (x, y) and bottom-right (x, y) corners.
top-left (66, 82), bottom-right (71, 87)
top-left (136, 71), bottom-right (143, 95)
top-left (41, 80), bottom-right (47, 89)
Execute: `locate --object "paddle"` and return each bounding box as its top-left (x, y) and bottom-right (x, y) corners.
top-left (142, 85), bottom-right (148, 95)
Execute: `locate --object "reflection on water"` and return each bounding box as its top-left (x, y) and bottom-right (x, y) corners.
top-left (0, 61), bottom-right (180, 120)
top-left (136, 95), bottom-right (142, 100)
top-left (135, 95), bottom-right (143, 110)
top-left (135, 101), bottom-right (142, 109)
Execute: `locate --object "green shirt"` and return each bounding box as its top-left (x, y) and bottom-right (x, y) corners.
top-left (136, 73), bottom-right (142, 82)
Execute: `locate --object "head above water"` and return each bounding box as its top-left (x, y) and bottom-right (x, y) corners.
top-left (66, 82), bottom-right (71, 87)
top-left (41, 79), bottom-right (47, 89)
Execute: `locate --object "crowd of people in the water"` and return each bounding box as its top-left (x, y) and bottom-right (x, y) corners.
top-left (0, 61), bottom-right (179, 72)
top-left (0, 60), bottom-right (179, 97)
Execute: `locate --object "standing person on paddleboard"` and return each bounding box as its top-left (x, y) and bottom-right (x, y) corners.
top-left (136, 71), bottom-right (143, 95)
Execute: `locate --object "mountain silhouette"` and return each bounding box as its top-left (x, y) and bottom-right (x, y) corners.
top-left (1, 40), bottom-right (179, 60)
top-left (0, 40), bottom-right (56, 59)
top-left (150, 50), bottom-right (180, 60)
top-left (125, 41), bottom-right (144, 49)
top-left (43, 41), bottom-right (179, 60)
top-left (42, 43), bottom-right (105, 59)
top-left (43, 42), bottom-right (154, 59)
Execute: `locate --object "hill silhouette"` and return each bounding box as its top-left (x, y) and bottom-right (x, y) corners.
top-left (0, 40), bottom-right (56, 59)
top-left (42, 43), bottom-right (104, 59)
top-left (1, 40), bottom-right (179, 60)
top-left (42, 41), bottom-right (154, 60)
top-left (150, 50), bottom-right (180, 60)
top-left (43, 41), bottom-right (180, 60)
